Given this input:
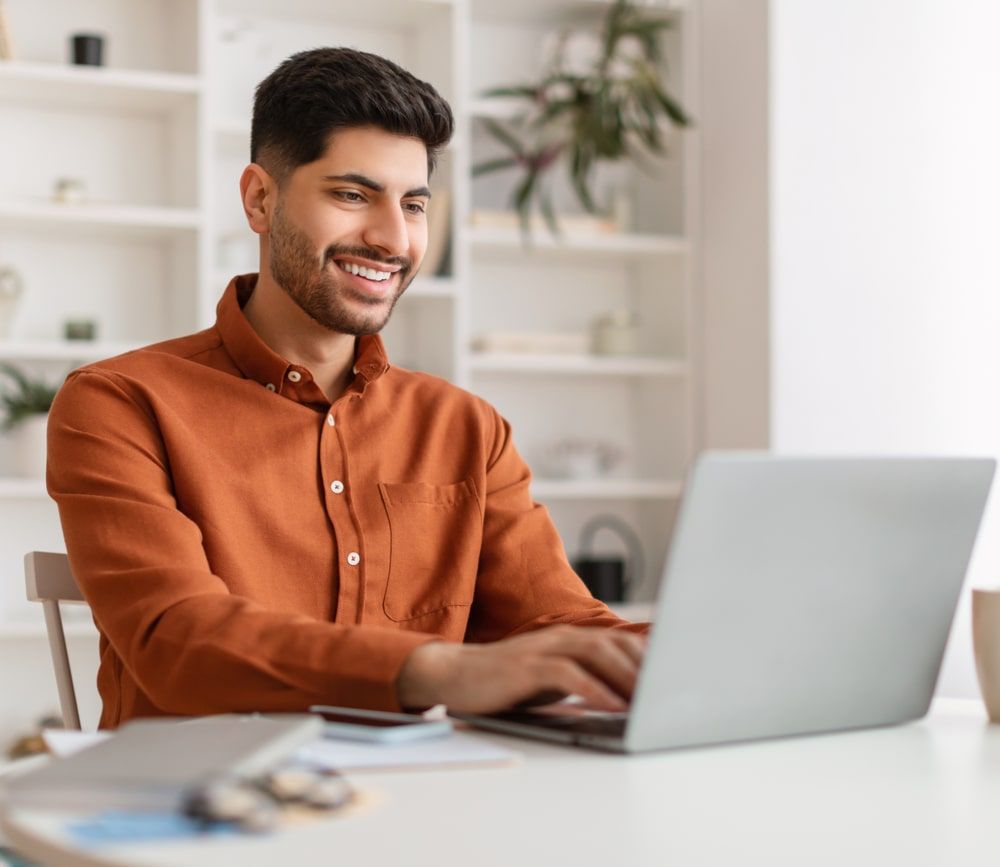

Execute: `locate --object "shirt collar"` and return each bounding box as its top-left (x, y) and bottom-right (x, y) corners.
top-left (215, 274), bottom-right (392, 396)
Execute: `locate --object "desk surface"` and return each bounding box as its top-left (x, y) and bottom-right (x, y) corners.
top-left (4, 698), bottom-right (1000, 867)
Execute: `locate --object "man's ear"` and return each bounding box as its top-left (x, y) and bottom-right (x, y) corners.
top-left (240, 164), bottom-right (275, 235)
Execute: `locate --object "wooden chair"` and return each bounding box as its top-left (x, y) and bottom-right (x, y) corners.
top-left (23, 551), bottom-right (85, 730)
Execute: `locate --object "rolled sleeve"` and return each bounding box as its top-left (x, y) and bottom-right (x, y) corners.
top-left (465, 406), bottom-right (648, 642)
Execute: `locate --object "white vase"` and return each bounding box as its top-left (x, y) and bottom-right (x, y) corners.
top-left (7, 413), bottom-right (49, 479)
top-left (0, 265), bottom-right (24, 338)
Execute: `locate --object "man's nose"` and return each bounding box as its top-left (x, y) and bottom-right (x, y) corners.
top-left (361, 201), bottom-right (409, 258)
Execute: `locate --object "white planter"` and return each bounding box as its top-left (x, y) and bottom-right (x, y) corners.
top-left (6, 414), bottom-right (49, 479)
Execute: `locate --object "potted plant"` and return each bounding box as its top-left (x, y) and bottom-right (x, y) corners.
top-left (0, 363), bottom-right (60, 478)
top-left (473, 0), bottom-right (692, 236)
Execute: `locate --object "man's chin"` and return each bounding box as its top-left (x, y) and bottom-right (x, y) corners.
top-left (310, 305), bottom-right (395, 336)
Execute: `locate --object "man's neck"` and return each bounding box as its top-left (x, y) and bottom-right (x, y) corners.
top-left (242, 271), bottom-right (356, 403)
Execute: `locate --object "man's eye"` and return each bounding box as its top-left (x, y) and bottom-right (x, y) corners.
top-left (334, 191), bottom-right (365, 203)
top-left (404, 202), bottom-right (427, 215)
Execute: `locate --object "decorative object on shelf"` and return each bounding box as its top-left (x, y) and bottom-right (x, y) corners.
top-left (542, 438), bottom-right (623, 480)
top-left (0, 265), bottom-right (24, 338)
top-left (52, 177), bottom-right (87, 205)
top-left (64, 318), bottom-right (97, 341)
top-left (591, 309), bottom-right (639, 356)
top-left (573, 514), bottom-right (645, 603)
top-left (6, 715), bottom-right (63, 761)
top-left (972, 588), bottom-right (1000, 722)
top-left (0, 0), bottom-right (14, 60)
top-left (0, 363), bottom-right (61, 479)
top-left (472, 0), bottom-right (691, 235)
top-left (70, 33), bottom-right (105, 67)
top-left (610, 182), bottom-right (634, 233)
top-left (471, 330), bottom-right (589, 356)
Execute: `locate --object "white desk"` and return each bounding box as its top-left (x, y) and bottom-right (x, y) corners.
top-left (3, 699), bottom-right (1000, 867)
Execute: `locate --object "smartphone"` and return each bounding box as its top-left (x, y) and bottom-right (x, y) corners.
top-left (309, 705), bottom-right (453, 744)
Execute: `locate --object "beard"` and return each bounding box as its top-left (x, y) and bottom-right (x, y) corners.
top-left (267, 202), bottom-right (415, 335)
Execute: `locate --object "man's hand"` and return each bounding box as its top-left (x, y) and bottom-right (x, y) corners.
top-left (396, 626), bottom-right (646, 714)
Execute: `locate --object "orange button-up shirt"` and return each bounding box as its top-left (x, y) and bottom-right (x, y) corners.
top-left (47, 276), bottom-right (640, 728)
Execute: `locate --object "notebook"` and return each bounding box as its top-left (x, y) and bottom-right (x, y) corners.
top-left (2, 714), bottom-right (322, 811)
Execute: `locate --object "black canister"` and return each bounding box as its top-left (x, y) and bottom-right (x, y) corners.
top-left (573, 515), bottom-right (645, 603)
top-left (71, 33), bottom-right (105, 67)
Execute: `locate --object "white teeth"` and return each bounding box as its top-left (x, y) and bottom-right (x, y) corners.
top-left (338, 262), bottom-right (392, 281)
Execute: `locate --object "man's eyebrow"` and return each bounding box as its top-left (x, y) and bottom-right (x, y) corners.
top-left (323, 173), bottom-right (432, 199)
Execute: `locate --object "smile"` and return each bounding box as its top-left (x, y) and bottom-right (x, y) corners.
top-left (337, 261), bottom-right (394, 282)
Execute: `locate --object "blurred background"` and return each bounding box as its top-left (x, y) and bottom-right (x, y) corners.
top-left (0, 0), bottom-right (996, 743)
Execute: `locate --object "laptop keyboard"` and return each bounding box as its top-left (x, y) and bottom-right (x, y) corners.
top-left (491, 711), bottom-right (628, 738)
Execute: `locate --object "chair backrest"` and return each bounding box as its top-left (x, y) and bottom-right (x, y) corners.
top-left (24, 551), bottom-right (85, 730)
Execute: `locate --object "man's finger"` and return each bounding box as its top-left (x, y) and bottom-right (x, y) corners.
top-left (608, 630), bottom-right (647, 666)
top-left (538, 659), bottom-right (627, 712)
top-left (568, 639), bottom-right (638, 700)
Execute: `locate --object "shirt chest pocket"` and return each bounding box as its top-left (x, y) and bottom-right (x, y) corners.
top-left (378, 478), bottom-right (483, 622)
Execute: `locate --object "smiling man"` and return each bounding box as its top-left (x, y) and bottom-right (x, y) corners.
top-left (47, 48), bottom-right (645, 729)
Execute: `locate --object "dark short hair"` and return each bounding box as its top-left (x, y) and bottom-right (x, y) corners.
top-left (251, 47), bottom-right (454, 182)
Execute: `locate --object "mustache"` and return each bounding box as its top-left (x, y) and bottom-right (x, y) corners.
top-left (324, 245), bottom-right (411, 271)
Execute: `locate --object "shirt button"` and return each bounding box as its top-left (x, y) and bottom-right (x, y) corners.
top-left (265, 383), bottom-right (276, 392)
top-left (326, 413), bottom-right (335, 427)
top-left (346, 552), bottom-right (361, 566)
top-left (287, 370), bottom-right (302, 383)
top-left (330, 480), bottom-right (344, 494)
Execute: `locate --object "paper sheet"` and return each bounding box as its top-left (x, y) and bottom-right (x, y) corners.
top-left (295, 731), bottom-right (520, 772)
top-left (43, 730), bottom-right (110, 758)
top-left (44, 728), bottom-right (519, 772)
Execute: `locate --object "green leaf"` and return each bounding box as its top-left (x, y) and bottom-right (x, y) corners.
top-left (568, 146), bottom-right (598, 213)
top-left (481, 119), bottom-right (527, 156)
top-left (472, 156), bottom-right (521, 177)
top-left (0, 363), bottom-right (60, 431)
top-left (539, 188), bottom-right (559, 238)
top-left (512, 167), bottom-right (540, 237)
top-left (651, 85), bottom-right (692, 127)
top-left (480, 85), bottom-right (538, 100)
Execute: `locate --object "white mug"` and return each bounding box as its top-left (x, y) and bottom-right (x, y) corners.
top-left (972, 588), bottom-right (1000, 722)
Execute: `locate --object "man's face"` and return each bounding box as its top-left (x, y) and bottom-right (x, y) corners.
top-left (266, 126), bottom-right (431, 335)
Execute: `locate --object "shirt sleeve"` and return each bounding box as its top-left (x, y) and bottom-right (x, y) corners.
top-left (465, 406), bottom-right (650, 643)
top-left (47, 369), bottom-right (436, 719)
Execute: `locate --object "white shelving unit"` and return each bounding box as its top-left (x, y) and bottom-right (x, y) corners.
top-left (470, 353), bottom-right (688, 377)
top-left (0, 201), bottom-right (202, 238)
top-left (468, 227), bottom-right (690, 258)
top-left (0, 60), bottom-right (201, 110)
top-left (0, 0), bottom-right (699, 638)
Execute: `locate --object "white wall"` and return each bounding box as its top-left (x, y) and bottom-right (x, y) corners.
top-left (770, 1), bottom-right (1000, 697)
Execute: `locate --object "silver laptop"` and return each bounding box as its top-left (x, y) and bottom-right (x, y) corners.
top-left (455, 453), bottom-right (995, 753)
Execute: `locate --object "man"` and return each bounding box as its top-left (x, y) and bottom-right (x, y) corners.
top-left (47, 48), bottom-right (646, 729)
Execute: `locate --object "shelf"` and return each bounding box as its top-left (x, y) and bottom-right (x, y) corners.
top-left (0, 61), bottom-right (201, 113)
top-left (0, 479), bottom-right (47, 499)
top-left (216, 0), bottom-right (456, 27)
top-left (0, 620), bottom-right (97, 640)
top-left (468, 227), bottom-right (688, 259)
top-left (532, 479), bottom-right (682, 500)
top-left (470, 352), bottom-right (687, 377)
top-left (0, 340), bottom-right (140, 362)
top-left (0, 201), bottom-right (202, 240)
top-left (471, 0), bottom-right (684, 26)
